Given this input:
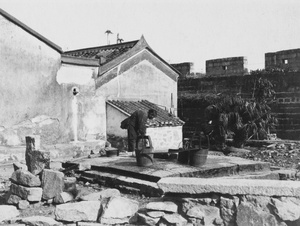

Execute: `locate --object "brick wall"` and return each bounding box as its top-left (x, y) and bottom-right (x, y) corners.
top-left (206, 56), bottom-right (248, 77)
top-left (178, 72), bottom-right (300, 140)
top-left (265, 49), bottom-right (300, 71)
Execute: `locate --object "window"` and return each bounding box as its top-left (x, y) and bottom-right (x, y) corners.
top-left (222, 66), bottom-right (228, 70)
top-left (282, 59), bottom-right (288, 64)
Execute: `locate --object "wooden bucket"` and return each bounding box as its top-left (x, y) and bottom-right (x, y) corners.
top-left (189, 149), bottom-right (208, 167)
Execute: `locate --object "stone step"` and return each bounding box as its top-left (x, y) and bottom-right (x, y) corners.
top-left (81, 170), bottom-right (163, 197)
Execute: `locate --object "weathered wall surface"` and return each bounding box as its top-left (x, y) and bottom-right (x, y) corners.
top-left (57, 64), bottom-right (104, 141)
top-left (0, 14), bottom-right (63, 145)
top-left (178, 72), bottom-right (300, 140)
top-left (147, 126), bottom-right (183, 151)
top-left (266, 48), bottom-right (300, 71)
top-left (206, 56), bottom-right (248, 77)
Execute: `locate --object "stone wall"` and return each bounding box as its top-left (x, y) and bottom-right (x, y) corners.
top-left (171, 62), bottom-right (194, 78)
top-left (206, 56), bottom-right (248, 77)
top-left (178, 72), bottom-right (300, 140)
top-left (266, 48), bottom-right (300, 71)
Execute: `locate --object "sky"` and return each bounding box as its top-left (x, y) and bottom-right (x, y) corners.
top-left (1, 0), bottom-right (300, 72)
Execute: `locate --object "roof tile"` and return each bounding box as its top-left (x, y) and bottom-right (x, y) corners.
top-left (107, 100), bottom-right (184, 128)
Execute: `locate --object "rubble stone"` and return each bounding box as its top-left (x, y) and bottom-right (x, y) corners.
top-left (53, 192), bottom-right (74, 204)
top-left (137, 212), bottom-right (160, 225)
top-left (10, 183), bottom-right (42, 202)
top-left (18, 200), bottom-right (30, 210)
top-left (25, 136), bottom-right (50, 175)
top-left (63, 177), bottom-right (77, 194)
top-left (13, 162), bottom-right (28, 171)
top-left (186, 205), bottom-right (220, 225)
top-left (42, 169), bottom-right (64, 200)
top-left (19, 216), bottom-right (62, 226)
top-left (271, 198), bottom-right (300, 221)
top-left (146, 211), bottom-right (165, 218)
top-left (77, 223), bottom-right (104, 226)
top-left (100, 196), bottom-right (139, 225)
top-left (146, 201), bottom-right (178, 213)
top-left (6, 193), bottom-right (22, 205)
top-left (236, 201), bottom-right (281, 226)
top-left (80, 188), bottom-right (120, 201)
top-left (161, 213), bottom-right (187, 226)
top-left (220, 196), bottom-right (238, 226)
top-left (10, 169), bottom-right (41, 187)
top-left (55, 201), bottom-right (101, 222)
top-left (0, 205), bottom-right (19, 222)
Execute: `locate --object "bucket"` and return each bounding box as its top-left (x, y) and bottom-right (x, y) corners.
top-left (189, 149), bottom-right (208, 167)
top-left (178, 150), bottom-right (189, 164)
top-left (136, 136), bottom-right (154, 167)
top-left (137, 153), bottom-right (153, 167)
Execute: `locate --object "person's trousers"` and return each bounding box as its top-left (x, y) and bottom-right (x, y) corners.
top-left (128, 138), bottom-right (137, 153)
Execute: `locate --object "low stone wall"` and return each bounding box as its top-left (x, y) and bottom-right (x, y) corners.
top-left (152, 177), bottom-right (300, 226)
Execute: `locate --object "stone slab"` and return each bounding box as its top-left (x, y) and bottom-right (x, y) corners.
top-left (157, 177), bottom-right (300, 197)
top-left (63, 155), bottom-right (270, 182)
top-left (82, 170), bottom-right (163, 197)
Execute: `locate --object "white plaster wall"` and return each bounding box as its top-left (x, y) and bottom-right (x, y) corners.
top-left (98, 60), bottom-right (177, 112)
top-left (106, 104), bottom-right (128, 137)
top-left (0, 14), bottom-right (63, 128)
top-left (57, 64), bottom-right (105, 141)
top-left (147, 126), bottom-right (183, 151)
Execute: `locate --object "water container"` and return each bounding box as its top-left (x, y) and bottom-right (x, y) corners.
top-left (136, 135), bottom-right (154, 167)
top-left (189, 149), bottom-right (208, 167)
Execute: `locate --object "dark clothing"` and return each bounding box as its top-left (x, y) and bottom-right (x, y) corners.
top-left (127, 110), bottom-right (148, 152)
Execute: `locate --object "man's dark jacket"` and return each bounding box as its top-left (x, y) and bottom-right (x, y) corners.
top-left (127, 110), bottom-right (147, 140)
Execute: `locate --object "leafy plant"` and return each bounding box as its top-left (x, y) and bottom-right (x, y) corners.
top-left (203, 76), bottom-right (278, 148)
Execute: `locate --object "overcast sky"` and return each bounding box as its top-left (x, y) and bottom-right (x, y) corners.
top-left (1, 0), bottom-right (300, 72)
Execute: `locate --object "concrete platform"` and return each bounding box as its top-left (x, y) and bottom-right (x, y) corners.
top-left (62, 154), bottom-right (271, 183)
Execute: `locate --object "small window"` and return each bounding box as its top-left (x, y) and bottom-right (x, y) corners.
top-left (222, 66), bottom-right (228, 70)
top-left (282, 59), bottom-right (288, 64)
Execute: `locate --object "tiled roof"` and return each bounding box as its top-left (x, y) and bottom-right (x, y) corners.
top-left (64, 40), bottom-right (138, 66)
top-left (107, 99), bottom-right (185, 127)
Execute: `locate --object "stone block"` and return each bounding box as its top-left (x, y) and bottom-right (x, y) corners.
top-left (25, 136), bottom-right (50, 175)
top-left (146, 201), bottom-right (178, 213)
top-left (161, 213), bottom-right (187, 226)
top-left (77, 223), bottom-right (104, 226)
top-left (0, 205), bottom-right (19, 222)
top-left (137, 212), bottom-right (160, 225)
top-left (6, 193), bottom-right (22, 205)
top-left (64, 177), bottom-right (77, 194)
top-left (158, 177), bottom-right (300, 197)
top-left (19, 216), bottom-right (62, 226)
top-left (13, 162), bottom-right (28, 171)
top-left (271, 198), bottom-right (300, 221)
top-left (42, 169), bottom-right (64, 200)
top-left (186, 205), bottom-right (220, 225)
top-left (100, 196), bottom-right (139, 225)
top-left (18, 200), bottom-right (30, 210)
top-left (10, 169), bottom-right (41, 187)
top-left (80, 188), bottom-right (120, 201)
top-left (236, 202), bottom-right (280, 226)
top-left (55, 201), bottom-right (101, 222)
top-left (53, 192), bottom-right (74, 204)
top-left (10, 183), bottom-right (42, 202)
